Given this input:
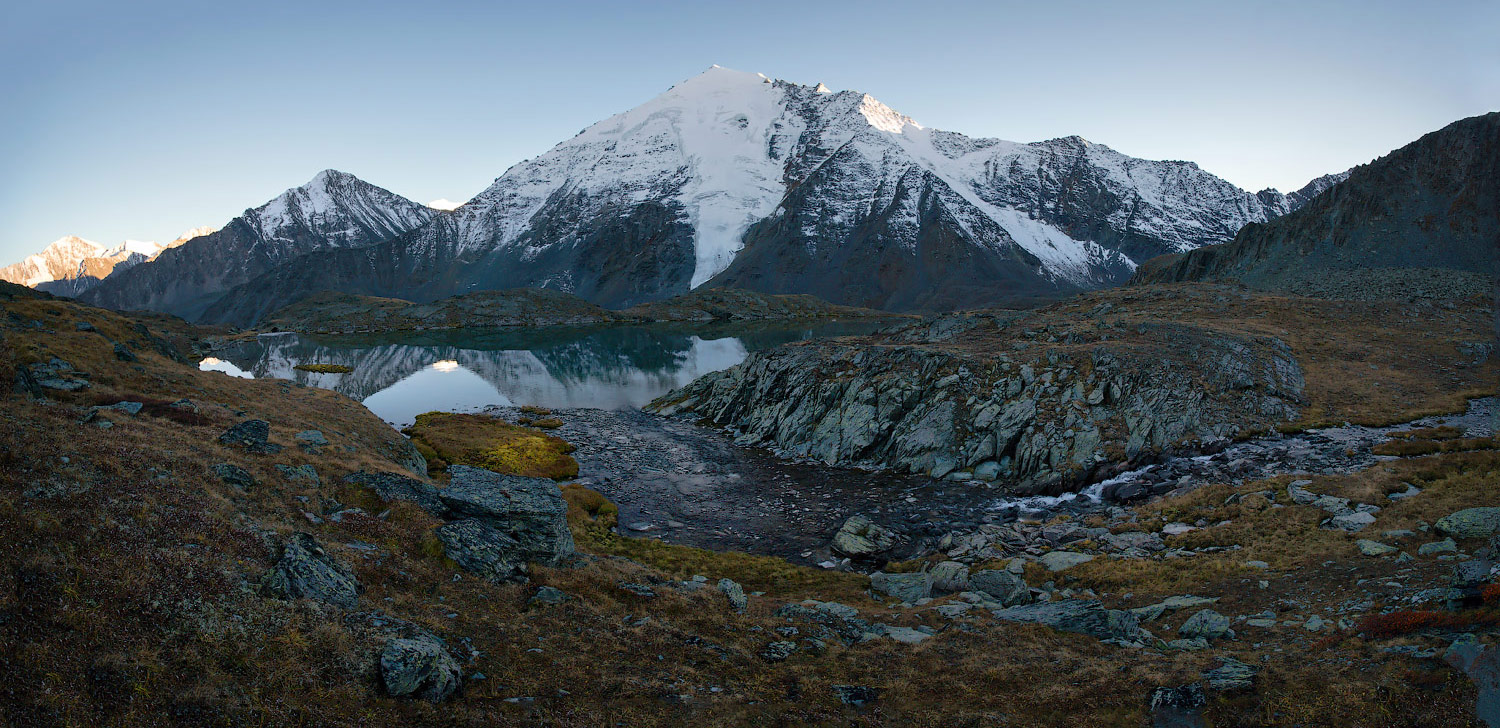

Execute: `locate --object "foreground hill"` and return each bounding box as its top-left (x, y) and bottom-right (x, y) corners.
top-left (1132, 112), bottom-right (1498, 299)
top-left (1, 280), bottom-right (1498, 725)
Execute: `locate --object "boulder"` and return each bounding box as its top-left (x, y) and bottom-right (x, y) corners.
top-left (718, 578), bottom-right (748, 611)
top-left (262, 533), bottom-right (360, 608)
top-left (436, 519), bottom-right (527, 582)
top-left (1038, 551), bottom-right (1095, 572)
top-left (1103, 531), bottom-right (1166, 553)
top-left (528, 586), bottom-right (572, 606)
top-left (1131, 595), bottom-right (1219, 622)
top-left (1419, 538), bottom-right (1458, 556)
top-left (760, 641), bottom-right (797, 662)
top-left (1178, 609), bottom-right (1232, 640)
top-left (830, 515), bottom-right (900, 558)
top-left (929, 561), bottom-right (970, 593)
top-left (871, 571), bottom-right (932, 603)
top-left (344, 471), bottom-right (447, 516)
top-left (969, 569), bottom-right (1031, 606)
top-left (210, 463), bottom-right (256, 491)
top-left (1202, 657), bottom-right (1257, 691)
top-left (832, 684), bottom-right (880, 706)
top-left (437, 465), bottom-right (574, 566)
top-left (1323, 511), bottom-right (1376, 533)
top-left (1436, 508), bottom-right (1500, 540)
top-left (1357, 539), bottom-right (1398, 557)
top-left (991, 600), bottom-right (1143, 643)
top-left (380, 636), bottom-right (462, 702)
top-left (218, 420), bottom-right (282, 454)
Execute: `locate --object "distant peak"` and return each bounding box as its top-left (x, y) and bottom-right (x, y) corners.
top-left (814, 82), bottom-right (832, 94)
top-left (427, 198), bottom-right (462, 211)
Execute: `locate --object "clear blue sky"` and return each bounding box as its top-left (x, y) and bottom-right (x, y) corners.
top-left (3, 0), bottom-right (1495, 261)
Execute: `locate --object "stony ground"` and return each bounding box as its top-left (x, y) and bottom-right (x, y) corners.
top-left (1, 281), bottom-right (1497, 726)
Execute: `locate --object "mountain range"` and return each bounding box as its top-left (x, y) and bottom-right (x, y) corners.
top-left (0, 228), bottom-right (215, 297)
top-left (12, 67), bottom-right (1363, 324)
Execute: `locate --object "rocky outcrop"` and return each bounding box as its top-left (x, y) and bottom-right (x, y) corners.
top-left (380, 635), bottom-right (462, 703)
top-left (650, 313), bottom-right (1304, 494)
top-left (434, 465), bottom-right (575, 581)
top-left (990, 600), bottom-right (1144, 643)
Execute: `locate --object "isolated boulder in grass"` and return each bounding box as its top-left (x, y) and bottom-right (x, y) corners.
top-left (262, 532), bottom-right (360, 608)
top-left (1436, 508), bottom-right (1500, 540)
top-left (381, 635), bottom-right (462, 702)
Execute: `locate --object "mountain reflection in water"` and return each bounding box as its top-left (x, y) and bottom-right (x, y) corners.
top-left (202, 321), bottom-right (890, 428)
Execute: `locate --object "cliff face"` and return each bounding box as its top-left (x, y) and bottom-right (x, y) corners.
top-left (1132, 113), bottom-right (1499, 292)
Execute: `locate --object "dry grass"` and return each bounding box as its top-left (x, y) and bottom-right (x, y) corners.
top-left (404, 411), bottom-right (578, 479)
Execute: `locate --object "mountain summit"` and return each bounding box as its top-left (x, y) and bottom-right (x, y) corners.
top-left (95, 69), bottom-right (1333, 324)
top-left (81, 170), bottom-right (433, 320)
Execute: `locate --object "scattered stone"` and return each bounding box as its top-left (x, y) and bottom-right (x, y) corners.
top-left (380, 635), bottom-right (462, 703)
top-left (830, 515), bottom-right (901, 558)
top-left (218, 420), bottom-right (282, 454)
top-left (1103, 531), bottom-right (1166, 553)
top-left (275, 463), bottom-right (319, 485)
top-left (1304, 615), bottom-right (1326, 632)
top-left (528, 586), bottom-right (572, 606)
top-left (112, 342), bottom-right (137, 362)
top-left (1162, 523), bottom-right (1198, 536)
top-left (1323, 511), bottom-right (1376, 532)
top-left (262, 533), bottom-right (360, 608)
top-left (1436, 508), bottom-right (1500, 540)
top-left (1419, 539), bottom-right (1459, 556)
top-left (1244, 560), bottom-right (1270, 569)
top-left (759, 641), bottom-right (797, 662)
top-left (718, 578), bottom-right (748, 611)
top-left (1387, 484), bottom-right (1422, 501)
top-left (295, 429), bottom-right (329, 450)
top-left (832, 684), bottom-right (880, 706)
top-left (871, 571), bottom-right (932, 603)
top-left (1130, 595), bottom-right (1219, 622)
top-left (1150, 684), bottom-right (1207, 728)
top-left (882, 626), bottom-right (931, 644)
top-left (1357, 540), bottom-right (1397, 557)
top-left (1178, 609), bottom-right (1233, 641)
top-left (991, 600), bottom-right (1143, 643)
top-left (98, 401), bottom-right (143, 415)
top-left (210, 463), bottom-right (256, 490)
top-left (618, 582), bottom-right (657, 598)
top-left (74, 320), bottom-right (95, 331)
top-left (1202, 657), bottom-right (1257, 691)
top-left (1038, 551), bottom-right (1095, 572)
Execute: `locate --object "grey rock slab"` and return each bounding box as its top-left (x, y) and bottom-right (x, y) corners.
top-left (436, 519), bottom-right (527, 582)
top-left (1178, 609), bottom-right (1232, 640)
top-left (1437, 508), bottom-right (1500, 540)
top-left (1038, 551), bottom-right (1095, 572)
top-left (262, 532), bottom-right (360, 608)
top-left (991, 599), bottom-right (1143, 642)
top-left (437, 465), bottom-right (574, 566)
top-left (969, 569), bottom-right (1031, 606)
top-left (830, 515), bottom-right (901, 558)
top-left (870, 571), bottom-right (932, 603)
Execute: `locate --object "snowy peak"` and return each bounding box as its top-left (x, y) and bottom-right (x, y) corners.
top-left (244, 169), bottom-right (435, 247)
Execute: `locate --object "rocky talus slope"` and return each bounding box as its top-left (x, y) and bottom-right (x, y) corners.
top-left (3, 280), bottom-right (1500, 725)
top-left (652, 283), bottom-right (1496, 493)
top-left (1132, 112), bottom-right (1499, 294)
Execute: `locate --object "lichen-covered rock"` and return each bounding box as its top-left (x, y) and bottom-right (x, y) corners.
top-left (718, 578), bottom-right (748, 611)
top-left (969, 569), bottom-right (1031, 606)
top-left (435, 519), bottom-right (527, 582)
top-left (344, 471), bottom-right (446, 516)
top-left (1178, 609), bottom-right (1233, 640)
top-left (1436, 508), bottom-right (1500, 540)
top-left (218, 419), bottom-right (282, 454)
top-left (928, 561), bottom-right (970, 593)
top-left (380, 635), bottom-right (461, 702)
top-left (436, 465), bottom-right (574, 567)
top-left (829, 515), bottom-right (900, 558)
top-left (210, 463), bottom-right (256, 491)
top-left (991, 600), bottom-right (1143, 643)
top-left (870, 571), bottom-right (932, 603)
top-left (262, 533), bottom-right (360, 608)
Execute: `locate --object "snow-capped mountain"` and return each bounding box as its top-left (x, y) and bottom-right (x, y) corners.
top-left (2, 226), bottom-right (223, 297)
top-left (195, 67), bottom-right (1336, 325)
top-left (81, 170), bottom-right (434, 320)
top-left (1254, 171), bottom-right (1353, 218)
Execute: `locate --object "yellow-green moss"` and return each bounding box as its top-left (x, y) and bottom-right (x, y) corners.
top-left (405, 411), bottom-right (578, 479)
top-left (293, 363), bottom-right (352, 374)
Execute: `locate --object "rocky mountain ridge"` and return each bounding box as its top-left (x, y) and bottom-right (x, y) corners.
top-left (79, 170), bottom-right (434, 320)
top-left (181, 67), bottom-right (1337, 325)
top-left (0, 227), bottom-right (216, 296)
top-left (1132, 112), bottom-right (1498, 295)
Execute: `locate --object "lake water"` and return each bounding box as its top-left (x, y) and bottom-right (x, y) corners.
top-left (201, 321), bottom-right (891, 428)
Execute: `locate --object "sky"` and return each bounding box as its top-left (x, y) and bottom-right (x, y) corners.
top-left (3, 0), bottom-right (1496, 262)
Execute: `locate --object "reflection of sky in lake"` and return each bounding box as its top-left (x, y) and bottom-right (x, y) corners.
top-left (199, 322), bottom-right (880, 429)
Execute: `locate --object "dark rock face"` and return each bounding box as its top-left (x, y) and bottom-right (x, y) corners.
top-left (1149, 684), bottom-right (1207, 728)
top-left (262, 533), bottom-right (360, 608)
top-left (989, 600), bottom-right (1143, 643)
top-left (380, 635), bottom-right (462, 703)
top-left (1133, 112), bottom-right (1499, 296)
top-left (650, 321), bottom-right (1304, 492)
top-left (969, 570), bottom-right (1031, 606)
top-left (210, 463), bottom-right (256, 491)
top-left (432, 465), bottom-right (575, 581)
